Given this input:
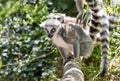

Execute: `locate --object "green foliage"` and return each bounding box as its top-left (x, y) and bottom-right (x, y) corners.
top-left (0, 0), bottom-right (59, 81)
top-left (0, 60), bottom-right (2, 68)
top-left (46, 0), bottom-right (77, 16)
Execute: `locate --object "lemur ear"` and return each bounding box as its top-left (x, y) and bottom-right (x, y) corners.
top-left (61, 13), bottom-right (66, 17)
top-left (40, 21), bottom-right (46, 28)
top-left (49, 13), bottom-right (55, 18)
top-left (49, 13), bottom-right (66, 18)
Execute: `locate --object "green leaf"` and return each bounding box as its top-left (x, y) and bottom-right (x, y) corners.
top-left (0, 60), bottom-right (2, 68)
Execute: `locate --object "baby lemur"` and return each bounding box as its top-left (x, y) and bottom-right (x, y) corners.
top-left (49, 13), bottom-right (77, 24)
top-left (40, 19), bottom-right (93, 64)
top-left (49, 12), bottom-right (91, 30)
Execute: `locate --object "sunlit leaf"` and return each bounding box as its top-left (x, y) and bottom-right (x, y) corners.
top-left (0, 60), bottom-right (2, 68)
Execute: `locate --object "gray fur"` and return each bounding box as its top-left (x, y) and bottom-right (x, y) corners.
top-left (40, 19), bottom-right (93, 63)
top-left (47, 11), bottom-right (119, 77)
top-left (61, 60), bottom-right (84, 81)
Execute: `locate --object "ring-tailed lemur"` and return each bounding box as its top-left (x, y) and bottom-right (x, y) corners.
top-left (40, 19), bottom-right (94, 64)
top-left (49, 13), bottom-right (119, 32)
top-left (49, 13), bottom-right (77, 24)
top-left (49, 12), bottom-right (91, 30)
top-left (75, 0), bottom-right (111, 77)
top-left (50, 12), bottom-right (120, 76)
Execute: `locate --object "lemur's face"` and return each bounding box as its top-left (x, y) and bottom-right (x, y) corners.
top-left (49, 13), bottom-right (66, 23)
top-left (40, 19), bottom-right (61, 38)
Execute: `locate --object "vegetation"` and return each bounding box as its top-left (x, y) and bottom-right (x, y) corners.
top-left (0, 0), bottom-right (120, 81)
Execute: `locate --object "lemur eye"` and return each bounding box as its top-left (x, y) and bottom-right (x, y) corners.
top-left (51, 28), bottom-right (56, 33)
top-left (57, 18), bottom-right (61, 20)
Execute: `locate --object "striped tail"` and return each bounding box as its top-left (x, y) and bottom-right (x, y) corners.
top-left (86, 0), bottom-right (110, 76)
top-left (61, 60), bottom-right (85, 81)
top-left (100, 22), bottom-right (109, 76)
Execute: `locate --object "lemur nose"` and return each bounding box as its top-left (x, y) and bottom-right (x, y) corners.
top-left (48, 34), bottom-right (53, 38)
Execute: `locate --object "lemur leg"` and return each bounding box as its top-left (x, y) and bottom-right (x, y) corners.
top-left (75, 0), bottom-right (84, 24)
top-left (74, 42), bottom-right (80, 59)
top-left (58, 47), bottom-right (67, 64)
top-left (76, 12), bottom-right (84, 24)
top-left (82, 12), bottom-right (91, 29)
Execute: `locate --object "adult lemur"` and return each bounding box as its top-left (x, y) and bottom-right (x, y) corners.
top-left (40, 19), bottom-right (93, 64)
top-left (75, 0), bottom-right (118, 77)
top-left (49, 0), bottom-right (120, 77)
